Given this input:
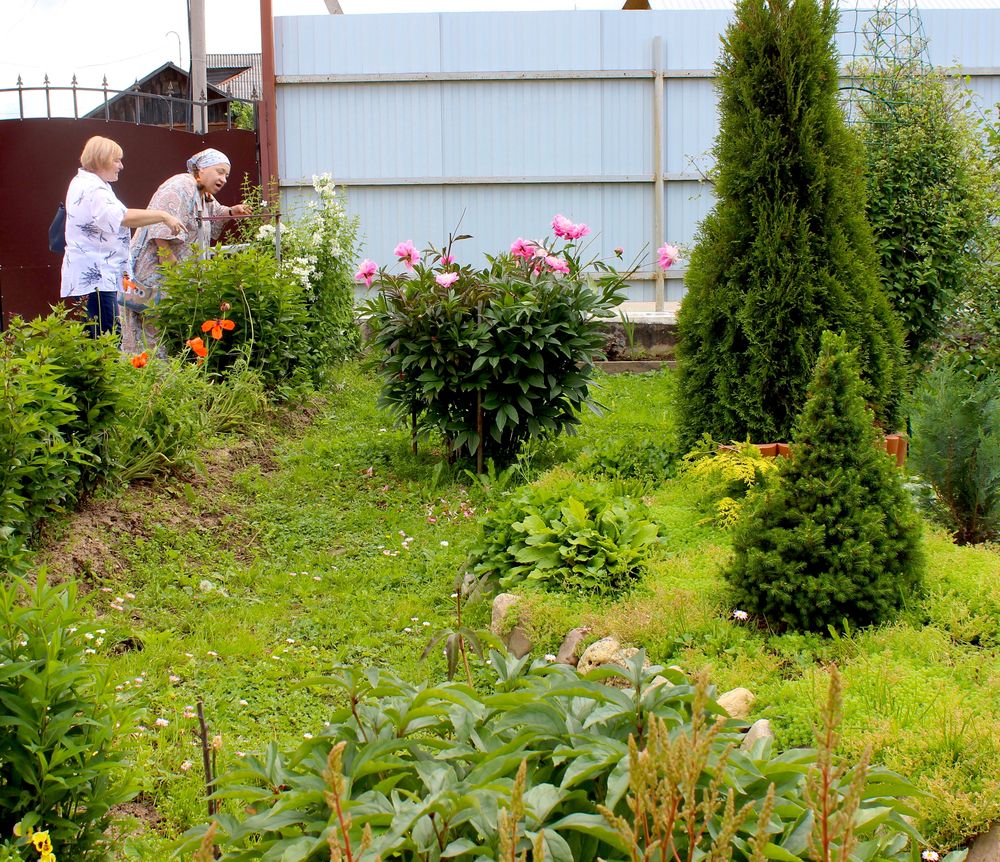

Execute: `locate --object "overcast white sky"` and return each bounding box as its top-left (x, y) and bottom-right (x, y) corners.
top-left (1, 0), bottom-right (622, 117)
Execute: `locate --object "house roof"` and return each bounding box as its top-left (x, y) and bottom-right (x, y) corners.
top-left (206, 53), bottom-right (262, 100)
top-left (82, 61), bottom-right (240, 119)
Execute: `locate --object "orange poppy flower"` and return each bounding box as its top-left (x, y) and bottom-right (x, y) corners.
top-left (186, 336), bottom-right (208, 358)
top-left (201, 318), bottom-right (236, 340)
top-left (122, 275), bottom-right (138, 293)
top-left (130, 351), bottom-right (149, 368)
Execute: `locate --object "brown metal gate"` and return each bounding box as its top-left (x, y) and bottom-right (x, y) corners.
top-left (0, 119), bottom-right (259, 325)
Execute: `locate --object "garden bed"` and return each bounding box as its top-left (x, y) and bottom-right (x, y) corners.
top-left (30, 365), bottom-right (1000, 858)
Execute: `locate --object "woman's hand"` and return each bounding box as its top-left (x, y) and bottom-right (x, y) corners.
top-left (162, 212), bottom-right (184, 235)
top-left (230, 203), bottom-right (252, 217)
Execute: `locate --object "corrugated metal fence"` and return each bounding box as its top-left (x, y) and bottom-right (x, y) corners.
top-left (273, 7), bottom-right (1000, 304)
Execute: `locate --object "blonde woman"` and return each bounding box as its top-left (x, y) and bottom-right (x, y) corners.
top-left (60, 136), bottom-right (183, 337)
top-left (122, 148), bottom-right (251, 354)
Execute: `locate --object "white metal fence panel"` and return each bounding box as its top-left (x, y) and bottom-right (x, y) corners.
top-left (274, 7), bottom-right (1000, 304)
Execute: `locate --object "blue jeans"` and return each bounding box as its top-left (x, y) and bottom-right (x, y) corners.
top-left (85, 291), bottom-right (119, 339)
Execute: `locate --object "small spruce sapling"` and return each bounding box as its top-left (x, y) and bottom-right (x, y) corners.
top-left (724, 331), bottom-right (924, 632)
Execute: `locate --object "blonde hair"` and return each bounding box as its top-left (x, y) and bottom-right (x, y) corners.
top-left (80, 136), bottom-right (123, 172)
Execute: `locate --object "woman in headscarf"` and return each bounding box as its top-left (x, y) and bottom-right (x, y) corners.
top-left (60, 135), bottom-right (184, 338)
top-left (121, 148), bottom-right (251, 354)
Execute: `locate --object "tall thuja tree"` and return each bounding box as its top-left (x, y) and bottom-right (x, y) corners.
top-left (676, 0), bottom-right (905, 447)
top-left (725, 331), bottom-right (924, 632)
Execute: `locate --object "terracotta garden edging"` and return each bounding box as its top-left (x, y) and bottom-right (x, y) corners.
top-left (720, 434), bottom-right (908, 468)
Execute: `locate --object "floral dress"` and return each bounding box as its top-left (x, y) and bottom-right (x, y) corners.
top-left (60, 168), bottom-right (130, 298)
top-left (120, 172), bottom-right (228, 354)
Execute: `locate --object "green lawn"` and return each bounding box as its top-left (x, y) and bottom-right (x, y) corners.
top-left (38, 364), bottom-right (999, 859)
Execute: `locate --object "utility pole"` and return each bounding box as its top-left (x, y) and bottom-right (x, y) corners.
top-left (190, 0), bottom-right (207, 134)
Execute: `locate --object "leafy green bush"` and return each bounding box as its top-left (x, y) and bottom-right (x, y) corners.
top-left (6, 309), bottom-right (124, 491)
top-left (468, 470), bottom-right (661, 596)
top-left (0, 575), bottom-right (137, 861)
top-left (365, 227), bottom-right (626, 464)
top-left (576, 437), bottom-right (678, 485)
top-left (936, 99), bottom-right (1000, 378)
top-left (0, 311), bottom-right (123, 573)
top-left (152, 247), bottom-right (315, 391)
top-left (857, 68), bottom-right (987, 362)
top-left (675, 0), bottom-right (905, 447)
top-left (176, 654), bottom-right (920, 862)
top-left (725, 332), bottom-right (924, 632)
top-left (908, 360), bottom-right (1000, 544)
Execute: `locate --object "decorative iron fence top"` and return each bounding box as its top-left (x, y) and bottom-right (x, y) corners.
top-left (0, 74), bottom-right (258, 130)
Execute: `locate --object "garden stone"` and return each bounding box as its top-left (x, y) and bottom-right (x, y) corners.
top-left (968, 822), bottom-right (1000, 862)
top-left (555, 626), bottom-right (591, 666)
top-left (490, 593), bottom-right (521, 635)
top-left (506, 625), bottom-right (533, 659)
top-left (718, 687), bottom-right (755, 720)
top-left (740, 719), bottom-right (774, 751)
top-left (576, 637), bottom-right (621, 673)
top-left (577, 638), bottom-right (651, 688)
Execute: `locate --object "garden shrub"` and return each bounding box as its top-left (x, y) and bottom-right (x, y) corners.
top-left (908, 360), bottom-right (1000, 544)
top-left (725, 332), bottom-right (924, 632)
top-left (176, 654), bottom-right (920, 862)
top-left (250, 173), bottom-right (362, 368)
top-left (576, 437), bottom-right (678, 485)
top-left (0, 575), bottom-right (137, 861)
top-left (468, 469), bottom-right (661, 596)
top-left (152, 247), bottom-right (315, 392)
top-left (675, 0), bottom-right (905, 448)
top-left (856, 67), bottom-right (988, 363)
top-left (680, 437), bottom-right (780, 528)
top-left (6, 309), bottom-right (124, 491)
top-left (365, 223), bottom-right (626, 464)
top-left (0, 311), bottom-right (123, 573)
top-left (936, 99), bottom-right (1000, 378)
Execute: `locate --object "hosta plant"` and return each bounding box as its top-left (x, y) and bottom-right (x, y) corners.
top-left (175, 653), bottom-right (921, 862)
top-left (363, 217), bottom-right (628, 465)
top-left (467, 470), bottom-right (661, 597)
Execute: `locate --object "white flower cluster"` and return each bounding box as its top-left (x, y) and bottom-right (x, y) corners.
top-left (287, 254), bottom-right (318, 290)
top-left (256, 223), bottom-right (276, 241)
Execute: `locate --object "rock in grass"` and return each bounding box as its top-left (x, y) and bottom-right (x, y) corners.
top-left (718, 687), bottom-right (755, 719)
top-left (555, 626), bottom-right (591, 666)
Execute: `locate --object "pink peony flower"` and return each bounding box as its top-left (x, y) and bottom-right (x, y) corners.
top-left (510, 237), bottom-right (535, 260)
top-left (551, 214), bottom-right (574, 238)
top-left (614, 246), bottom-right (624, 257)
top-left (393, 239), bottom-right (421, 270)
top-left (435, 271), bottom-right (459, 287)
top-left (657, 243), bottom-right (680, 270)
top-left (440, 253), bottom-right (455, 265)
top-left (354, 259), bottom-right (377, 287)
top-left (545, 255), bottom-right (570, 274)
top-left (565, 222), bottom-right (590, 240)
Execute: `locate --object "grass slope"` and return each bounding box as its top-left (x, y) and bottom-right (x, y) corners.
top-left (35, 364), bottom-right (1000, 858)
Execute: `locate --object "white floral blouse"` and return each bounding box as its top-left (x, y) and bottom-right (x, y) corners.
top-left (125, 172), bottom-right (228, 312)
top-left (60, 168), bottom-right (130, 298)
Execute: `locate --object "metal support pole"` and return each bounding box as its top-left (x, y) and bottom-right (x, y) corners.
top-left (652, 37), bottom-right (665, 312)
